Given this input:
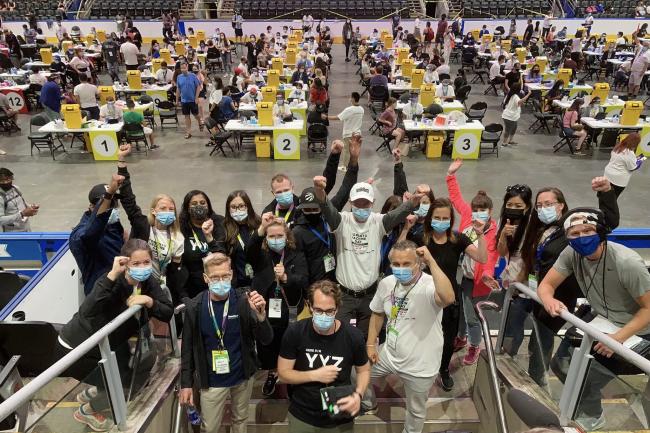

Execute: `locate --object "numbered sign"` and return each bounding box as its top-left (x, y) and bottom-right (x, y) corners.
top-left (1, 90), bottom-right (27, 114)
top-left (637, 125), bottom-right (650, 157)
top-left (88, 131), bottom-right (119, 161)
top-left (451, 129), bottom-right (481, 160)
top-left (273, 129), bottom-right (301, 160)
top-left (146, 89), bottom-right (168, 114)
top-left (290, 107), bottom-right (307, 135)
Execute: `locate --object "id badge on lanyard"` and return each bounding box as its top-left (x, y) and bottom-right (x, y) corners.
top-left (237, 233), bottom-right (255, 278)
top-left (208, 295), bottom-right (230, 373)
top-left (212, 350), bottom-right (230, 374)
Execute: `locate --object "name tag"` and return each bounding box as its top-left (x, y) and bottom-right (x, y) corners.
top-left (528, 274), bottom-right (538, 290)
top-left (323, 254), bottom-right (336, 273)
top-left (387, 326), bottom-right (399, 350)
top-left (269, 298), bottom-right (282, 319)
top-left (212, 350), bottom-right (230, 374)
top-left (245, 263), bottom-right (254, 278)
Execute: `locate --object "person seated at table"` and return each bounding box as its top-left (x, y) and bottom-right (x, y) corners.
top-left (544, 79), bottom-right (565, 111)
top-left (288, 82), bottom-right (306, 102)
top-left (463, 32), bottom-right (476, 46)
top-left (563, 53), bottom-right (579, 79)
top-left (249, 68), bottom-right (265, 86)
top-left (155, 62), bottom-right (173, 84)
top-left (436, 79), bottom-right (455, 101)
top-left (296, 51), bottom-right (314, 71)
top-left (291, 66), bottom-right (309, 85)
top-left (545, 26), bottom-right (556, 44)
top-left (402, 93), bottom-right (424, 120)
top-left (99, 96), bottom-right (123, 122)
top-left (232, 67), bottom-right (247, 91)
top-left (218, 86), bottom-right (238, 120)
top-left (435, 57), bottom-right (450, 75)
top-left (562, 98), bottom-right (588, 155)
top-left (489, 55), bottom-right (506, 89)
top-left (557, 26), bottom-right (568, 39)
top-left (29, 67), bottom-right (47, 86)
top-left (581, 96), bottom-right (604, 118)
top-left (313, 67), bottom-right (328, 87)
top-left (504, 62), bottom-right (522, 93)
top-left (524, 64), bottom-right (542, 84)
top-left (273, 95), bottom-right (293, 122)
top-left (123, 99), bottom-right (158, 149)
top-left (240, 86), bottom-right (262, 104)
top-left (379, 97), bottom-right (407, 154)
top-left (616, 32), bottom-right (627, 46)
top-left (423, 63), bottom-right (440, 84)
top-left (309, 78), bottom-right (328, 106)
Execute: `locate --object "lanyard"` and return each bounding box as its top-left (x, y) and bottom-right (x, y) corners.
top-left (275, 202), bottom-right (294, 222)
top-left (307, 219), bottom-right (330, 249)
top-left (273, 250), bottom-right (285, 297)
top-left (207, 293), bottom-right (230, 347)
top-left (389, 272), bottom-right (422, 325)
top-left (535, 226), bottom-right (560, 274)
top-left (381, 232), bottom-right (396, 263)
top-left (133, 283), bottom-right (141, 296)
top-left (152, 229), bottom-right (173, 271)
top-left (192, 230), bottom-right (208, 253)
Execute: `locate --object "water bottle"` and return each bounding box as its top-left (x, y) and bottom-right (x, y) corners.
top-left (186, 406), bottom-right (201, 426)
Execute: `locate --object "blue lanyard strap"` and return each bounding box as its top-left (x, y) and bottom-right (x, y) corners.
top-left (308, 219), bottom-right (331, 249)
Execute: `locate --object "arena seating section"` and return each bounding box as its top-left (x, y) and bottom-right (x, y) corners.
top-left (0, 0), bottom-right (62, 20)
top-left (89, 0), bottom-right (181, 19)
top-left (236, 0), bottom-right (408, 18)
top-left (460, 0), bottom-right (552, 18)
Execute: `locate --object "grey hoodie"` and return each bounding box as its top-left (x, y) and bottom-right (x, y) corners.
top-left (0, 185), bottom-right (31, 232)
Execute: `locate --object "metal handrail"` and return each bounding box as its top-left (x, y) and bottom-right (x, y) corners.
top-left (0, 305), bottom-right (143, 423)
top-left (512, 282), bottom-right (650, 375)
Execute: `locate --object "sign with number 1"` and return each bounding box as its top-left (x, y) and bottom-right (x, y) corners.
top-left (451, 129), bottom-right (482, 160)
top-left (88, 131), bottom-right (119, 161)
top-left (273, 129), bottom-right (301, 160)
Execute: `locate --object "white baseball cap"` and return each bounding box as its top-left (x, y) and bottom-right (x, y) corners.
top-left (350, 182), bottom-right (374, 202)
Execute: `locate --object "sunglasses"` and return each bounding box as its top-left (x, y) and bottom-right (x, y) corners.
top-left (506, 184), bottom-right (529, 194)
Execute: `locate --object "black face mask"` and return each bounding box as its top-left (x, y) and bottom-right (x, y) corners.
top-left (0, 183), bottom-right (12, 191)
top-left (189, 205), bottom-right (209, 221)
top-left (503, 207), bottom-right (525, 223)
top-left (304, 212), bottom-right (321, 225)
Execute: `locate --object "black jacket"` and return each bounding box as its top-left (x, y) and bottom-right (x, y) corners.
top-left (180, 288), bottom-right (273, 389)
top-left (246, 231), bottom-right (308, 326)
top-left (534, 189), bottom-right (620, 332)
top-left (262, 195), bottom-right (300, 227)
top-left (292, 152), bottom-right (358, 283)
top-left (60, 273), bottom-right (173, 348)
top-left (118, 166), bottom-right (188, 302)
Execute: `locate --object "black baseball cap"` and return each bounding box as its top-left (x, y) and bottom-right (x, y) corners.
top-left (297, 187), bottom-right (320, 210)
top-left (88, 183), bottom-right (121, 205)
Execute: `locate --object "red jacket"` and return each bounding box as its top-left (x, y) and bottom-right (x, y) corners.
top-left (446, 174), bottom-right (499, 298)
top-left (309, 86), bottom-right (328, 105)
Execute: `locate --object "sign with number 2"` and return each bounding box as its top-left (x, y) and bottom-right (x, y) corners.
top-left (273, 129), bottom-right (301, 160)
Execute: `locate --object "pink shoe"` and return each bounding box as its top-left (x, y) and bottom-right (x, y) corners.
top-left (453, 336), bottom-right (467, 352)
top-left (463, 345), bottom-right (481, 365)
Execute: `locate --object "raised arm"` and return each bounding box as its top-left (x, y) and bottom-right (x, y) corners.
top-left (313, 176), bottom-right (342, 231)
top-left (381, 193), bottom-right (420, 232)
top-left (392, 149), bottom-right (409, 197)
top-left (74, 174), bottom-right (124, 248)
top-left (445, 159), bottom-right (472, 217)
top-left (592, 176), bottom-right (620, 230)
top-left (116, 144), bottom-right (149, 240)
top-left (322, 140), bottom-right (343, 195)
top-left (331, 136), bottom-right (361, 211)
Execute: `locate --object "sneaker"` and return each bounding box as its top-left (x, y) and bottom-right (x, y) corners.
top-left (73, 403), bottom-right (112, 432)
top-left (453, 336), bottom-right (467, 352)
top-left (262, 371), bottom-right (278, 396)
top-left (76, 386), bottom-right (98, 405)
top-left (463, 345), bottom-right (481, 365)
top-left (149, 144), bottom-right (160, 150)
top-left (577, 413), bottom-right (606, 431)
top-left (436, 373), bottom-right (454, 392)
top-left (338, 165), bottom-right (347, 172)
top-left (360, 404), bottom-right (378, 415)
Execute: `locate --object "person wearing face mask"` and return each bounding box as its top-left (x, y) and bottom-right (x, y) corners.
top-left (246, 214), bottom-right (308, 396)
top-left (116, 145), bottom-right (186, 302)
top-left (400, 198), bottom-right (486, 391)
top-left (520, 177), bottom-right (619, 388)
top-left (176, 62), bottom-right (204, 139)
top-left (101, 34), bottom-right (120, 82)
top-left (445, 159), bottom-right (499, 366)
top-left (71, 174), bottom-right (126, 295)
top-left (0, 168), bottom-right (38, 232)
top-left (291, 67), bottom-right (309, 85)
top-left (155, 61), bottom-right (173, 84)
top-left (312, 176), bottom-right (424, 339)
top-left (273, 94), bottom-right (293, 121)
top-left (364, 241), bottom-right (455, 425)
top-left (424, 64), bottom-right (439, 84)
top-left (249, 68), bottom-right (266, 86)
top-left (537, 207), bottom-right (649, 431)
top-left (288, 81), bottom-right (306, 101)
top-left (240, 85), bottom-right (261, 104)
top-left (179, 190), bottom-right (226, 300)
top-left (278, 280), bottom-right (370, 432)
top-left (179, 253), bottom-right (272, 433)
top-left (292, 139), bottom-right (361, 285)
top-left (57, 239), bottom-right (173, 431)
top-left (435, 79), bottom-right (455, 102)
top-left (224, 190), bottom-right (261, 288)
top-left (262, 173), bottom-right (300, 227)
top-left (402, 93), bottom-right (424, 121)
top-left (343, 18), bottom-right (353, 62)
top-left (495, 184), bottom-right (534, 356)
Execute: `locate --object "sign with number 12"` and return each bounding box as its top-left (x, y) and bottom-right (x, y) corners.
top-left (273, 129), bottom-right (301, 160)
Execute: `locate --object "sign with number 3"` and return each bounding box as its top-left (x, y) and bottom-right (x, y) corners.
top-left (273, 129), bottom-right (301, 160)
top-left (451, 130), bottom-right (481, 160)
top-left (88, 131), bottom-right (119, 161)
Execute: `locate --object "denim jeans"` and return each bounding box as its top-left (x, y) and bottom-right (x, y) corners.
top-left (502, 297), bottom-right (535, 356)
top-left (527, 317), bottom-right (556, 386)
top-left (459, 277), bottom-right (484, 346)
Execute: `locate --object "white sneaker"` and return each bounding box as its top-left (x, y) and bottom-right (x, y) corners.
top-left (338, 166), bottom-right (347, 172)
top-left (577, 414), bottom-right (606, 431)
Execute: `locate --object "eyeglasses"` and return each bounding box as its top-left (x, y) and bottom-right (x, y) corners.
top-left (312, 308), bottom-right (337, 316)
top-left (506, 184), bottom-right (529, 193)
top-left (230, 204), bottom-right (247, 212)
top-left (535, 201), bottom-right (559, 210)
top-left (206, 273), bottom-right (232, 282)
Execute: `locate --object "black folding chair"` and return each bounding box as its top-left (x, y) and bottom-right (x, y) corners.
top-left (479, 123), bottom-right (502, 158)
top-left (157, 100), bottom-right (178, 129)
top-left (29, 113), bottom-right (65, 160)
top-left (204, 117), bottom-right (234, 157)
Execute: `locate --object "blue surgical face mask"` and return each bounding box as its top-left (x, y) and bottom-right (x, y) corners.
top-left (267, 237), bottom-right (286, 252)
top-left (414, 204), bottom-right (430, 218)
top-left (230, 209), bottom-right (248, 222)
top-left (537, 206), bottom-right (558, 225)
top-left (209, 280), bottom-right (231, 297)
top-left (569, 234), bottom-right (601, 256)
top-left (351, 206), bottom-right (371, 222)
top-left (431, 219), bottom-right (451, 233)
top-left (128, 266), bottom-right (152, 282)
top-left (392, 266), bottom-right (414, 284)
top-left (155, 211), bottom-right (176, 226)
top-left (472, 210), bottom-right (490, 223)
top-left (275, 191), bottom-right (294, 207)
top-left (108, 208), bottom-right (120, 225)
top-left (312, 312), bottom-right (335, 331)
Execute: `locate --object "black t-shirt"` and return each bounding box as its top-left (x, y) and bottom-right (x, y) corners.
top-left (411, 231), bottom-right (472, 296)
top-left (279, 319), bottom-right (367, 428)
top-left (505, 70), bottom-right (520, 88)
top-left (102, 41), bottom-right (119, 62)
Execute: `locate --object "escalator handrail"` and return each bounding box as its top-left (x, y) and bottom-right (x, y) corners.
top-left (512, 281), bottom-right (650, 375)
top-left (0, 304), bottom-right (143, 423)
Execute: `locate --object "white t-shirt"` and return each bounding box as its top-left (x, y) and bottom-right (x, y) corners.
top-left (370, 273), bottom-right (443, 377)
top-left (543, 17), bottom-right (551, 28)
top-left (571, 37), bottom-right (582, 53)
top-left (70, 57), bottom-right (89, 70)
top-left (120, 42), bottom-right (140, 66)
top-left (435, 64), bottom-right (450, 75)
top-left (616, 36), bottom-right (626, 46)
top-left (435, 84), bottom-right (455, 98)
top-left (99, 103), bottom-right (123, 120)
top-left (604, 149), bottom-right (638, 187)
top-left (501, 94), bottom-right (521, 121)
top-left (631, 48), bottom-right (650, 72)
top-left (73, 83), bottom-right (98, 108)
top-left (424, 70), bottom-right (439, 84)
top-left (148, 228), bottom-right (185, 280)
top-left (489, 62), bottom-right (503, 80)
top-left (29, 73), bottom-right (46, 86)
top-left (155, 68), bottom-right (173, 83)
top-left (333, 212), bottom-right (386, 291)
top-left (402, 102), bottom-right (424, 120)
top-left (337, 105), bottom-right (364, 138)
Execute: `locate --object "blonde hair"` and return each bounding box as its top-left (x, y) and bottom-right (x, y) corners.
top-left (148, 194), bottom-right (181, 237)
top-left (262, 219), bottom-right (296, 251)
top-left (202, 252), bottom-right (231, 273)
